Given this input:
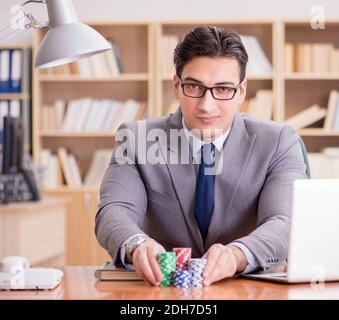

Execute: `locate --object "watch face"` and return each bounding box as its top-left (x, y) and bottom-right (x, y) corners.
top-left (128, 236), bottom-right (146, 251)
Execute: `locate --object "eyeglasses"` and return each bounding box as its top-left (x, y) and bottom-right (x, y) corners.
top-left (179, 78), bottom-right (241, 101)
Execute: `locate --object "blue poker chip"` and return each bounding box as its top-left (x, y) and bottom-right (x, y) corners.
top-left (171, 269), bottom-right (192, 287)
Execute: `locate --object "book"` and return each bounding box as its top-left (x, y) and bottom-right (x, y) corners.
top-left (94, 261), bottom-right (142, 281)
top-left (324, 90), bottom-right (338, 130)
top-left (284, 43), bottom-right (294, 73)
top-left (57, 147), bottom-right (74, 186)
top-left (84, 149), bottom-right (112, 186)
top-left (285, 104), bottom-right (327, 130)
top-left (246, 90), bottom-right (273, 120)
top-left (67, 154), bottom-right (82, 187)
top-left (240, 35), bottom-right (272, 76)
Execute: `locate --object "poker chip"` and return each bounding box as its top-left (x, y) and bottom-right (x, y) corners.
top-left (172, 248), bottom-right (191, 270)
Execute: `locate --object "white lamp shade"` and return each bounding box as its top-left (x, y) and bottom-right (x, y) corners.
top-left (35, 22), bottom-right (111, 69)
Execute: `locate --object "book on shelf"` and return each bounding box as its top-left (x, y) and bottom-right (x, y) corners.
top-left (41, 147), bottom-right (112, 189)
top-left (308, 150), bottom-right (339, 179)
top-left (322, 147), bottom-right (339, 157)
top-left (297, 43), bottom-right (312, 73)
top-left (245, 89), bottom-right (273, 121)
top-left (284, 43), bottom-right (295, 73)
top-left (67, 154), bottom-right (82, 187)
top-left (161, 34), bottom-right (179, 76)
top-left (285, 104), bottom-right (327, 130)
top-left (240, 35), bottom-right (272, 76)
top-left (285, 42), bottom-right (339, 74)
top-left (332, 96), bottom-right (339, 130)
top-left (95, 261), bottom-right (142, 281)
top-left (84, 149), bottom-right (112, 187)
top-left (110, 39), bottom-right (124, 73)
top-left (41, 98), bottom-right (146, 133)
top-left (57, 147), bottom-right (82, 187)
top-left (324, 90), bottom-right (339, 130)
top-left (39, 149), bottom-right (63, 188)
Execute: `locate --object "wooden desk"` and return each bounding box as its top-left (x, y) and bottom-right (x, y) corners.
top-left (0, 197), bottom-right (68, 266)
top-left (1, 266), bottom-right (339, 300)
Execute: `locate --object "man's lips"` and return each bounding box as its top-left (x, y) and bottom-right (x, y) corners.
top-left (196, 115), bottom-right (220, 123)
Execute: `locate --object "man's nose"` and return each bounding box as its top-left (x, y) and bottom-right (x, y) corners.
top-left (198, 89), bottom-right (217, 112)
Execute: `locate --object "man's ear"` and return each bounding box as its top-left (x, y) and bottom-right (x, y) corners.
top-left (238, 79), bottom-right (247, 105)
top-left (173, 74), bottom-right (180, 99)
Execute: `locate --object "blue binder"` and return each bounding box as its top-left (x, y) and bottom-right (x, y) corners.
top-left (10, 49), bottom-right (23, 93)
top-left (0, 49), bottom-right (11, 93)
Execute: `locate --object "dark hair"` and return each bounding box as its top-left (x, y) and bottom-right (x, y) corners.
top-left (174, 26), bottom-right (248, 82)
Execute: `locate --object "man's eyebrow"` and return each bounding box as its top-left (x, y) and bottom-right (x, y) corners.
top-left (183, 77), bottom-right (203, 83)
top-left (215, 81), bottom-right (236, 86)
top-left (183, 77), bottom-right (236, 86)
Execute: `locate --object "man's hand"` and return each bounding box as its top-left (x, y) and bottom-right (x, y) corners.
top-left (132, 239), bottom-right (165, 286)
top-left (202, 244), bottom-right (248, 286)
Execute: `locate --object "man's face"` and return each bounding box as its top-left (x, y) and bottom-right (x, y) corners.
top-left (173, 56), bottom-right (247, 140)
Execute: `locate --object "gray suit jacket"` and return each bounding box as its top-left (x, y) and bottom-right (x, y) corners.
top-left (95, 109), bottom-right (308, 269)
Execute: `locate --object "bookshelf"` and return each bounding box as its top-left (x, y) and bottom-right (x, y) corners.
top-left (30, 19), bottom-right (339, 264)
top-left (282, 20), bottom-right (339, 152)
top-left (33, 22), bottom-right (153, 183)
top-left (0, 44), bottom-right (32, 153)
top-left (32, 22), bottom-right (154, 265)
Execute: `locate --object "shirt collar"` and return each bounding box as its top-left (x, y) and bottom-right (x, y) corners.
top-left (181, 117), bottom-right (230, 161)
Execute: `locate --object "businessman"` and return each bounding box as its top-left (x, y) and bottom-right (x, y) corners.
top-left (95, 26), bottom-right (308, 286)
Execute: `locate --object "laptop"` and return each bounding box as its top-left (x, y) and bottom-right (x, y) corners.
top-left (243, 179), bottom-right (339, 283)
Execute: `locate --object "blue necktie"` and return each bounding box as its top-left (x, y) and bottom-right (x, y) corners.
top-left (194, 143), bottom-right (216, 241)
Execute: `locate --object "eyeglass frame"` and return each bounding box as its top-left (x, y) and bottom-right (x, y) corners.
top-left (178, 76), bottom-right (243, 101)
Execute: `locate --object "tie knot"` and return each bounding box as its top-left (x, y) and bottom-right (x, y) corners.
top-left (201, 143), bottom-right (215, 165)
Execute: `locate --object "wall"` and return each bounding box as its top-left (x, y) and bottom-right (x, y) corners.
top-left (0, 0), bottom-right (338, 44)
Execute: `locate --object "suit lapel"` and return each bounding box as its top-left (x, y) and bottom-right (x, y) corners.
top-left (204, 112), bottom-right (257, 249)
top-left (157, 109), bottom-right (205, 255)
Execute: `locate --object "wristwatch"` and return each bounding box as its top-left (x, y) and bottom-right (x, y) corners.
top-left (125, 234), bottom-right (149, 262)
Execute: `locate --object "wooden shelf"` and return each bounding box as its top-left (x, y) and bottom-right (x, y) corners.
top-left (43, 186), bottom-right (99, 193)
top-left (284, 73), bottom-right (339, 80)
top-left (0, 44), bottom-right (31, 50)
top-left (161, 74), bottom-right (273, 81)
top-left (0, 93), bottom-right (31, 100)
top-left (38, 73), bottom-right (149, 82)
top-left (299, 128), bottom-right (339, 137)
top-left (40, 131), bottom-right (116, 138)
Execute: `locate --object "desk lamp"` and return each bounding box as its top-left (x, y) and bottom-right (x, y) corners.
top-left (0, 0), bottom-right (111, 68)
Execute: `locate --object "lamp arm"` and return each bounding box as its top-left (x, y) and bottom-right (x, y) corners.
top-left (0, 0), bottom-right (48, 43)
top-left (21, 0), bottom-right (46, 6)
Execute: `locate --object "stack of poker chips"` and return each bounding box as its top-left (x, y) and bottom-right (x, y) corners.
top-left (156, 248), bottom-right (207, 288)
top-left (171, 269), bottom-right (192, 288)
top-left (188, 258), bottom-right (207, 287)
top-left (156, 252), bottom-right (176, 287)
